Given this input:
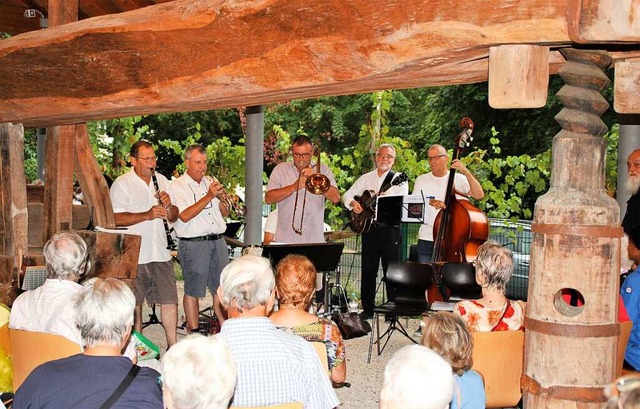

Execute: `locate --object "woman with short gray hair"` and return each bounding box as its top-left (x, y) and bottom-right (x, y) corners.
top-left (453, 240), bottom-right (525, 332)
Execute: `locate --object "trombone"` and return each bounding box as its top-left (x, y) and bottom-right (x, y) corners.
top-left (203, 172), bottom-right (246, 219)
top-left (292, 148), bottom-right (331, 234)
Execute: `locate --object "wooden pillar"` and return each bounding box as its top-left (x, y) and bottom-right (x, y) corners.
top-left (0, 123), bottom-right (28, 301)
top-left (523, 49), bottom-right (620, 407)
top-left (43, 125), bottom-right (75, 241)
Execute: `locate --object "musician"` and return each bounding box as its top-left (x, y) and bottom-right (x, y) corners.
top-left (171, 144), bottom-right (229, 332)
top-left (110, 140), bottom-right (179, 347)
top-left (413, 144), bottom-right (484, 262)
top-left (623, 149), bottom-right (640, 234)
top-left (265, 135), bottom-right (340, 243)
top-left (343, 144), bottom-right (408, 320)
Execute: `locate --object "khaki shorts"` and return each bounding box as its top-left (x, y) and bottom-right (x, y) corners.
top-left (134, 261), bottom-right (178, 305)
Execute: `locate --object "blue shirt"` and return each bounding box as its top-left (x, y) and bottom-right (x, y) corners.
top-left (621, 266), bottom-right (640, 369)
top-left (451, 370), bottom-right (486, 409)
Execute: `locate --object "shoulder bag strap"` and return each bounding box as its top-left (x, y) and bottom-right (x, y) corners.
top-left (99, 365), bottom-right (141, 409)
top-left (379, 170), bottom-right (396, 194)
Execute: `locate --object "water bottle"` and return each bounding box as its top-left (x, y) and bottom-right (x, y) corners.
top-left (349, 293), bottom-right (359, 312)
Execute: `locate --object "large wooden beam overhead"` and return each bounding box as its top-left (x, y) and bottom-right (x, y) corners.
top-left (0, 0), bottom-right (577, 127)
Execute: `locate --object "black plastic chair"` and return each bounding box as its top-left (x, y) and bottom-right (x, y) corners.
top-left (367, 261), bottom-right (433, 363)
top-left (440, 262), bottom-right (482, 301)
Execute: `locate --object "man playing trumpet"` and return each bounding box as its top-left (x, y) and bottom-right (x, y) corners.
top-left (172, 144), bottom-right (230, 332)
top-left (266, 135), bottom-right (340, 243)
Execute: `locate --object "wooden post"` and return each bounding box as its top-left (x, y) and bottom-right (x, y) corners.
top-left (523, 49), bottom-right (620, 407)
top-left (42, 125), bottom-right (74, 242)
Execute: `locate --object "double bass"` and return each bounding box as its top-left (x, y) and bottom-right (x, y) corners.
top-left (428, 118), bottom-right (489, 301)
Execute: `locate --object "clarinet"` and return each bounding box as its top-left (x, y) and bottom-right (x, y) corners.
top-left (150, 169), bottom-right (177, 250)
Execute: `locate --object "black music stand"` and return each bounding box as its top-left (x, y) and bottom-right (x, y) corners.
top-left (376, 196), bottom-right (403, 225)
top-left (263, 242), bottom-right (345, 315)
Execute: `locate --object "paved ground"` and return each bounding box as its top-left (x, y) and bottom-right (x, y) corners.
top-left (140, 282), bottom-right (422, 409)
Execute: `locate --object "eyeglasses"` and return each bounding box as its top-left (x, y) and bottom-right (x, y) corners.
top-left (292, 152), bottom-right (312, 159)
top-left (376, 153), bottom-right (395, 160)
top-left (609, 374), bottom-right (640, 399)
top-left (135, 156), bottom-right (157, 162)
top-left (428, 154), bottom-right (447, 161)
top-left (188, 183), bottom-right (212, 210)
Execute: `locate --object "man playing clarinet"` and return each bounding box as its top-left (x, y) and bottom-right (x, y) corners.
top-left (110, 140), bottom-right (179, 348)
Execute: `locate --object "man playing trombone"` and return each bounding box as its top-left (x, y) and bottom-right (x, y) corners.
top-left (266, 135), bottom-right (340, 243)
top-left (172, 144), bottom-right (230, 332)
top-left (110, 140), bottom-right (179, 348)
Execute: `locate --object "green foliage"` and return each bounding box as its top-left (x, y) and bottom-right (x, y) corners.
top-left (23, 129), bottom-right (38, 183)
top-left (604, 123), bottom-right (620, 196)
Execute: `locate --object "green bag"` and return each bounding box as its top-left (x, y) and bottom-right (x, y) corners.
top-left (131, 330), bottom-right (160, 361)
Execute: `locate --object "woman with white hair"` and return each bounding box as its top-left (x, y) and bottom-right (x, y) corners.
top-left (14, 278), bottom-right (163, 408)
top-left (161, 334), bottom-right (236, 409)
top-left (453, 240), bottom-right (525, 332)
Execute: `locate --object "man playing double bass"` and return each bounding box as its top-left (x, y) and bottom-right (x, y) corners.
top-left (413, 144), bottom-right (484, 262)
top-left (343, 144), bottom-right (408, 320)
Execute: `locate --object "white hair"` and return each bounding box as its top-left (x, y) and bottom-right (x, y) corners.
top-left (75, 278), bottom-right (135, 348)
top-left (43, 231), bottom-right (88, 280)
top-left (162, 334), bottom-right (236, 409)
top-left (625, 173), bottom-right (640, 196)
top-left (219, 255), bottom-right (275, 311)
top-left (380, 345), bottom-right (454, 409)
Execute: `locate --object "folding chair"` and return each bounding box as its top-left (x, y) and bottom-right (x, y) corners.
top-left (368, 261), bottom-right (432, 363)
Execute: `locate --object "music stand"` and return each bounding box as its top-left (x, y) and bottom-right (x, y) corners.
top-left (376, 195), bottom-right (403, 225)
top-left (263, 242), bottom-right (345, 315)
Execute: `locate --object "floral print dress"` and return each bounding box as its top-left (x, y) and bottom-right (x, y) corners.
top-left (454, 299), bottom-right (525, 332)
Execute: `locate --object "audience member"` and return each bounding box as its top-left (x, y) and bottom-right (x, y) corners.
top-left (216, 255), bottom-right (338, 409)
top-left (14, 278), bottom-right (163, 408)
top-left (421, 312), bottom-right (485, 409)
top-left (379, 344), bottom-right (454, 409)
top-left (9, 231), bottom-right (88, 344)
top-left (605, 373), bottom-right (640, 409)
top-left (161, 334), bottom-right (236, 409)
top-left (621, 225), bottom-right (640, 370)
top-left (270, 254), bottom-right (347, 385)
top-left (453, 240), bottom-right (525, 331)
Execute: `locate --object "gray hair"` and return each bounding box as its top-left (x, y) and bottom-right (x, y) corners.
top-left (377, 143), bottom-right (396, 156)
top-left (380, 345), bottom-right (454, 409)
top-left (75, 278), bottom-right (135, 348)
top-left (219, 255), bottom-right (275, 312)
top-left (428, 144), bottom-right (447, 155)
top-left (475, 240), bottom-right (514, 293)
top-left (184, 144), bottom-right (206, 160)
top-left (162, 334), bottom-right (237, 409)
top-left (43, 231), bottom-right (88, 281)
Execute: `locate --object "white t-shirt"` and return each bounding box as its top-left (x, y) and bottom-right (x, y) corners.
top-left (412, 171), bottom-right (471, 241)
top-left (110, 168), bottom-right (175, 264)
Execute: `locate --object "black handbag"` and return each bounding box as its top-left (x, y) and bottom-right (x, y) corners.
top-left (332, 312), bottom-right (372, 339)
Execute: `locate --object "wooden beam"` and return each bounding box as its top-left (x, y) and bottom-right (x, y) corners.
top-left (488, 45), bottom-right (549, 109)
top-left (0, 5), bottom-right (42, 35)
top-left (614, 60), bottom-right (640, 114)
top-left (74, 124), bottom-right (116, 228)
top-left (0, 0), bottom-right (576, 127)
top-left (568, 0), bottom-right (640, 43)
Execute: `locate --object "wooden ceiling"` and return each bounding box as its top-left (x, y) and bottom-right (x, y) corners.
top-left (0, 0), bottom-right (174, 36)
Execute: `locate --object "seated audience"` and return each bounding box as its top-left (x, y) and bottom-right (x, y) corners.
top-left (270, 254), bottom-right (347, 385)
top-left (216, 254), bottom-right (339, 409)
top-left (14, 278), bottom-right (163, 408)
top-left (380, 344), bottom-right (454, 409)
top-left (9, 230), bottom-right (87, 344)
top-left (161, 334), bottom-right (236, 409)
top-left (453, 240), bottom-right (525, 331)
top-left (621, 225), bottom-right (640, 370)
top-left (421, 312), bottom-right (485, 409)
top-left (605, 373), bottom-right (640, 409)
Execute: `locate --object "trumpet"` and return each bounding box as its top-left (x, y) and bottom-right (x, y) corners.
top-left (204, 173), bottom-right (246, 218)
top-left (292, 148), bottom-right (331, 235)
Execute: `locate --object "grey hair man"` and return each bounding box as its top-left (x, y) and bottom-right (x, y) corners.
top-left (162, 334), bottom-right (236, 409)
top-left (380, 345), bottom-right (454, 409)
top-left (216, 255), bottom-right (339, 409)
top-left (623, 148), bottom-right (640, 234)
top-left (14, 278), bottom-right (163, 408)
top-left (9, 231), bottom-right (89, 344)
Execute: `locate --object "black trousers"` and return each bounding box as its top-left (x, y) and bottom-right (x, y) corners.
top-left (360, 224), bottom-right (402, 315)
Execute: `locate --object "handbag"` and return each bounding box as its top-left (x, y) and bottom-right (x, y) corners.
top-left (332, 311), bottom-right (372, 340)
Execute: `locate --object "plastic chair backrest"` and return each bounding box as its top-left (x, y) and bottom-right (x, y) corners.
top-left (471, 330), bottom-right (524, 408)
top-left (310, 341), bottom-right (330, 378)
top-left (385, 261), bottom-right (433, 303)
top-left (617, 320), bottom-right (633, 377)
top-left (10, 328), bottom-right (82, 391)
top-left (441, 262), bottom-right (482, 301)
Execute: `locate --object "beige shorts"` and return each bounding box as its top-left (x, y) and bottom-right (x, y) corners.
top-left (134, 261), bottom-right (178, 305)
